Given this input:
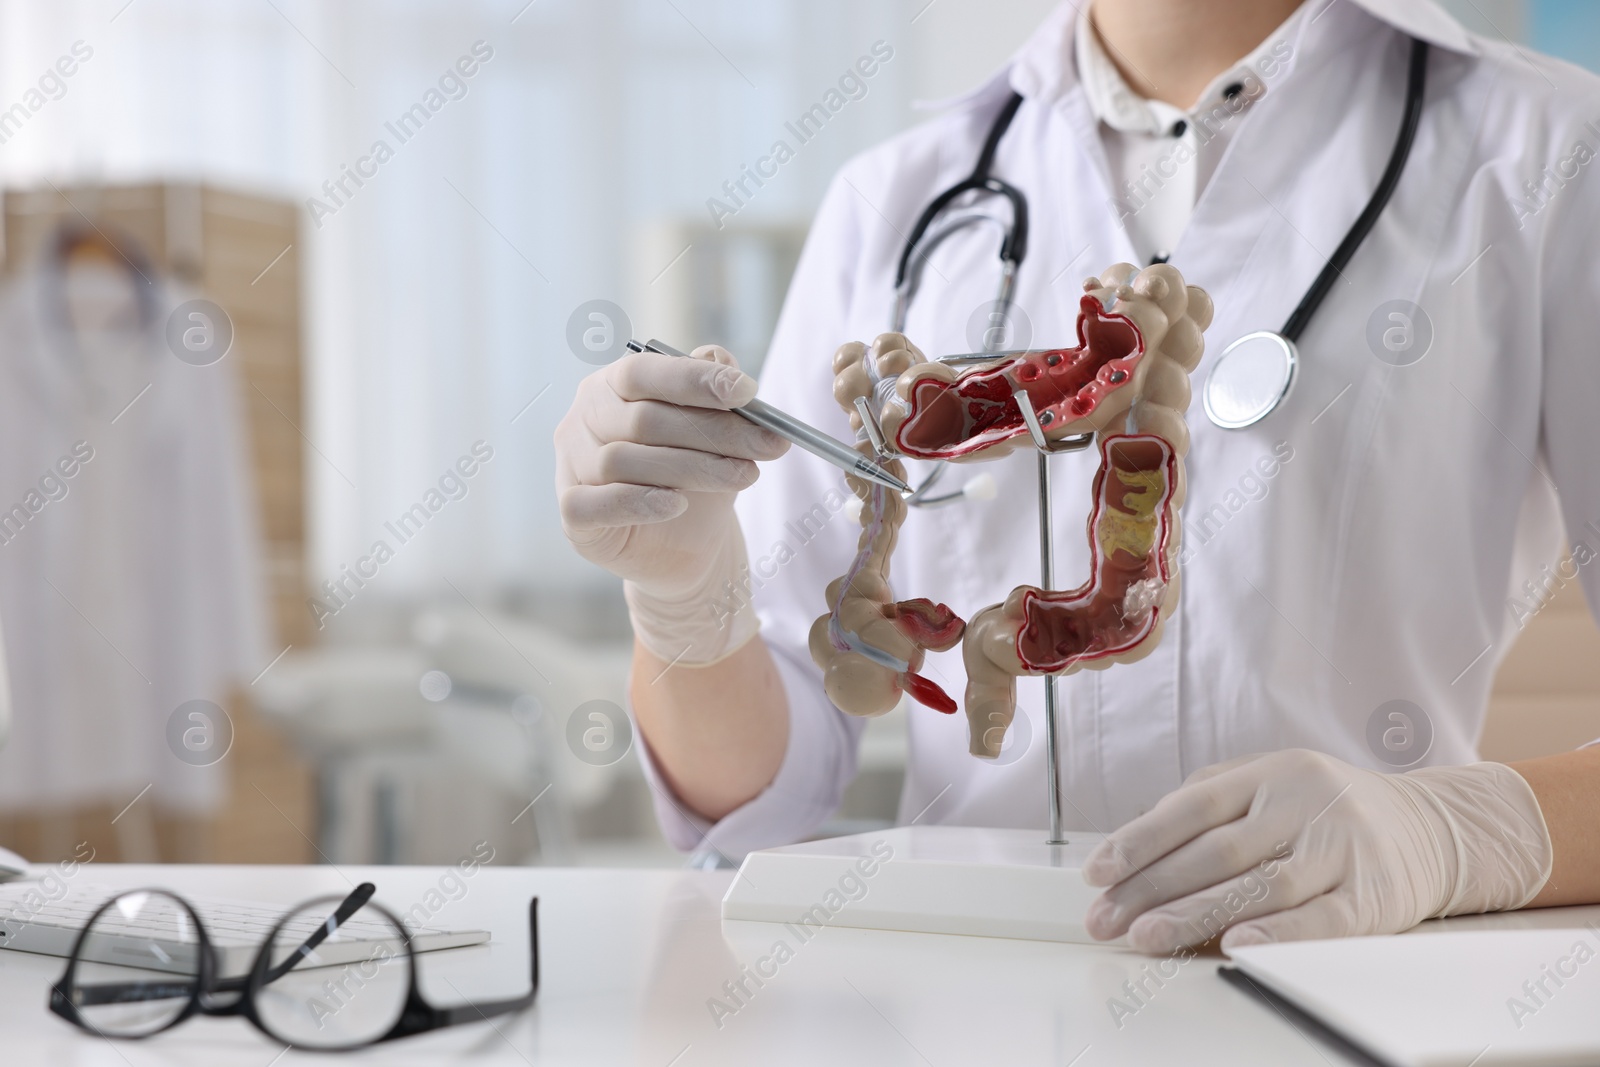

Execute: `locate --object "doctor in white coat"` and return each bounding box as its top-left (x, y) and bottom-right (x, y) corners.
top-left (556, 0), bottom-right (1600, 954)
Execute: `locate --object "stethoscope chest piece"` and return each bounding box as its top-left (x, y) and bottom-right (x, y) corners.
top-left (1202, 330), bottom-right (1298, 429)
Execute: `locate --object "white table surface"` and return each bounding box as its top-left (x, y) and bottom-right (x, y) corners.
top-left (3, 863), bottom-right (1598, 1066)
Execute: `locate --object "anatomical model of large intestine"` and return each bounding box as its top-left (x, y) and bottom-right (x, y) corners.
top-left (808, 263), bottom-right (1212, 758)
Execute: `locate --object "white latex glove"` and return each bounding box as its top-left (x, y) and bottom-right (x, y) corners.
top-left (554, 345), bottom-right (787, 664)
top-left (1081, 750), bottom-right (1553, 955)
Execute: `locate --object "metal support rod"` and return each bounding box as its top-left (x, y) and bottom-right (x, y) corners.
top-left (853, 396), bottom-right (887, 456)
top-left (1038, 449), bottom-right (1066, 844)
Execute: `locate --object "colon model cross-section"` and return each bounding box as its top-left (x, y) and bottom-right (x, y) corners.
top-left (808, 263), bottom-right (1212, 758)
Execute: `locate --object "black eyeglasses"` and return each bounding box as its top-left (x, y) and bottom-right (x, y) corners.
top-left (48, 883), bottom-right (538, 1051)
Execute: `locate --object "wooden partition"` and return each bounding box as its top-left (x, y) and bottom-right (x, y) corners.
top-left (1483, 579), bottom-right (1600, 762)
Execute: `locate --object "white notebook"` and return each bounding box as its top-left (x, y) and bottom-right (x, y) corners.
top-left (1224, 926), bottom-right (1600, 1067)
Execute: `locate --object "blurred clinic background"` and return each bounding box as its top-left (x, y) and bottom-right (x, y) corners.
top-left (0, 0), bottom-right (1596, 870)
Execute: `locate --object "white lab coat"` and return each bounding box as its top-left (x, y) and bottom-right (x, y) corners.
top-left (0, 263), bottom-right (268, 814)
top-left (639, 0), bottom-right (1600, 859)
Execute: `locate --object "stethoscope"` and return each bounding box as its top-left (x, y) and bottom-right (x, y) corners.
top-left (890, 37), bottom-right (1428, 506)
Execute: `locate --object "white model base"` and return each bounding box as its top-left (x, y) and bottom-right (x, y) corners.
top-left (721, 824), bottom-right (1121, 945)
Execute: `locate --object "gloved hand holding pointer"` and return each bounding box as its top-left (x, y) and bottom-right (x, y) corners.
top-left (555, 344), bottom-right (794, 820)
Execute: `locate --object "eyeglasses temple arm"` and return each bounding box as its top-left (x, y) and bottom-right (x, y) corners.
top-left (259, 881), bottom-right (377, 985)
top-left (386, 898), bottom-right (540, 1039)
top-left (52, 978), bottom-right (196, 1008)
top-left (434, 898), bottom-right (540, 1024)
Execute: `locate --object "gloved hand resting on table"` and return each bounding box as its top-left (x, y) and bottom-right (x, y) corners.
top-left (1081, 749), bottom-right (1554, 955)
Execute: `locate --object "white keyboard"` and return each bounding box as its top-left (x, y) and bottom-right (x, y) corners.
top-left (0, 882), bottom-right (488, 977)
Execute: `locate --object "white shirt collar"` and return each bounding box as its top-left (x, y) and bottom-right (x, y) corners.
top-left (936, 0), bottom-right (1480, 114)
top-left (1074, 3), bottom-right (1306, 134)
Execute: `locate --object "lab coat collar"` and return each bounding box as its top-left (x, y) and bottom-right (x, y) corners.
top-left (913, 0), bottom-right (1476, 114)
top-left (1343, 0), bottom-right (1478, 55)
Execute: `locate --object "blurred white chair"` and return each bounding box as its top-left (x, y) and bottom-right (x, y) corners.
top-left (409, 604), bottom-right (634, 812)
top-left (255, 603), bottom-right (638, 866)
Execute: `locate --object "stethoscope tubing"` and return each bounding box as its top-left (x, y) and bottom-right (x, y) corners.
top-left (1278, 37), bottom-right (1429, 344)
top-left (888, 35), bottom-right (1428, 500)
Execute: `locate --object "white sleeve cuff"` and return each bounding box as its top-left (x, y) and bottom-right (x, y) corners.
top-left (629, 643), bottom-right (865, 864)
